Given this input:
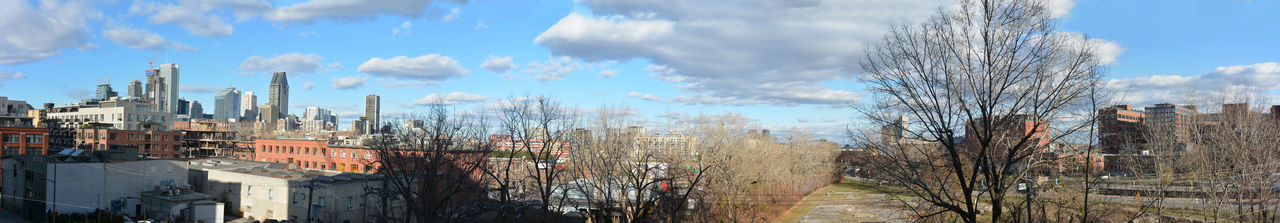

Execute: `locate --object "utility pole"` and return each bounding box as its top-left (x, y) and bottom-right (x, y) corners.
top-left (306, 180), bottom-right (316, 223)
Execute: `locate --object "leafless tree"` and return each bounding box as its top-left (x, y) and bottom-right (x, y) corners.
top-left (856, 0), bottom-right (1109, 221)
top-left (365, 101), bottom-right (493, 223)
top-left (492, 95), bottom-right (579, 221)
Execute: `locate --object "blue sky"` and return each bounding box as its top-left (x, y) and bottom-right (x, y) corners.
top-left (1, 0), bottom-right (1278, 141)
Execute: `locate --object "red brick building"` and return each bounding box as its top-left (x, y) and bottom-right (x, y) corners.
top-left (1, 126), bottom-right (49, 156)
top-left (1099, 105), bottom-right (1146, 154)
top-left (252, 138), bottom-right (379, 173)
top-left (490, 134), bottom-right (570, 159)
top-left (74, 129), bottom-right (184, 158)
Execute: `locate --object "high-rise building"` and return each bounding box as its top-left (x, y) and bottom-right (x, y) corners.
top-left (260, 104), bottom-right (279, 125)
top-left (1099, 105), bottom-right (1145, 154)
top-left (127, 80), bottom-right (144, 99)
top-left (177, 99), bottom-right (190, 115)
top-left (269, 72), bottom-right (289, 119)
top-left (241, 91), bottom-right (258, 122)
top-left (303, 107), bottom-right (333, 121)
top-left (365, 94), bottom-right (380, 134)
top-left (93, 84), bottom-right (118, 101)
top-left (214, 88), bottom-right (241, 122)
top-left (1143, 103), bottom-right (1198, 149)
top-left (145, 64), bottom-right (180, 114)
top-left (189, 100), bottom-right (204, 119)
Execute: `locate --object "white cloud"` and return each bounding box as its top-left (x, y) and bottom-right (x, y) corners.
top-left (128, 0), bottom-right (262, 38)
top-left (331, 75), bottom-right (368, 89)
top-left (522, 56), bottom-right (582, 81)
top-left (474, 22), bottom-right (489, 30)
top-left (102, 25), bottom-right (197, 52)
top-left (357, 54), bottom-right (470, 81)
top-left (626, 92), bottom-right (665, 102)
top-left (266, 0), bottom-right (465, 24)
top-left (0, 71), bottom-right (26, 87)
top-left (392, 21), bottom-right (412, 36)
top-left (442, 7), bottom-right (461, 21)
top-left (480, 55), bottom-right (515, 73)
top-left (534, 0), bottom-right (1090, 106)
top-left (413, 92), bottom-right (489, 105)
top-left (596, 69), bottom-right (619, 78)
top-left (180, 85), bottom-right (219, 93)
top-left (303, 81), bottom-right (315, 90)
top-left (239, 53), bottom-right (337, 74)
top-left (386, 80), bottom-right (439, 89)
top-left (1107, 62), bottom-right (1280, 106)
top-left (0, 0), bottom-right (98, 65)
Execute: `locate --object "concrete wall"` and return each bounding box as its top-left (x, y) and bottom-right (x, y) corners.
top-left (203, 169), bottom-right (296, 221)
top-left (103, 160), bottom-right (189, 216)
top-left (48, 163), bottom-right (105, 213)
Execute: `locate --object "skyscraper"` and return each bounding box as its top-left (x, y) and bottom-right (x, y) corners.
top-left (365, 94), bottom-right (380, 134)
top-left (127, 80), bottom-right (143, 98)
top-left (214, 88), bottom-right (241, 122)
top-left (269, 72), bottom-right (289, 119)
top-left (189, 100), bottom-right (204, 118)
top-left (177, 99), bottom-right (190, 115)
top-left (241, 91), bottom-right (258, 122)
top-left (145, 64), bottom-right (180, 114)
top-left (94, 84), bottom-right (118, 101)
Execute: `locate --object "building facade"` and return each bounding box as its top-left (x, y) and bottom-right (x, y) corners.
top-left (364, 94), bottom-right (379, 134)
top-left (75, 128), bottom-right (183, 158)
top-left (1099, 105), bottom-right (1146, 154)
top-left (215, 87), bottom-right (241, 122)
top-left (47, 98), bottom-right (175, 131)
top-left (269, 72), bottom-right (289, 119)
top-left (252, 138), bottom-right (379, 173)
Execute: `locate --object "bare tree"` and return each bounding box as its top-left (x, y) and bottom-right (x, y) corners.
top-left (365, 101), bottom-right (493, 223)
top-left (856, 0), bottom-right (1109, 221)
top-left (493, 95), bottom-right (579, 221)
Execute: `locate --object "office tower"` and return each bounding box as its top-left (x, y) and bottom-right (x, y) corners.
top-left (353, 118), bottom-right (367, 135)
top-left (269, 72), bottom-right (289, 118)
top-left (241, 91), bottom-right (258, 121)
top-left (189, 100), bottom-right (204, 118)
top-left (214, 88), bottom-right (241, 122)
top-left (365, 94), bottom-right (380, 134)
top-left (328, 114), bottom-right (338, 127)
top-left (144, 64), bottom-right (179, 113)
top-left (303, 107), bottom-right (333, 121)
top-left (177, 99), bottom-right (190, 115)
top-left (94, 84), bottom-right (118, 101)
top-left (260, 104), bottom-right (279, 125)
top-left (127, 80), bottom-right (143, 98)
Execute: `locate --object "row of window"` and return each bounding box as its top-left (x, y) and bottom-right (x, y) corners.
top-left (259, 145), bottom-right (373, 159)
top-left (257, 158), bottom-right (371, 173)
top-left (1, 133), bottom-right (42, 144)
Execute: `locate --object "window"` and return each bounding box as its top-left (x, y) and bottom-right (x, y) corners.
top-left (365, 151), bottom-right (372, 159)
top-left (268, 189), bottom-right (275, 200)
top-left (340, 151), bottom-right (346, 157)
top-left (317, 196), bottom-right (326, 207)
top-left (26, 135), bottom-right (42, 144)
top-left (347, 196), bottom-right (354, 210)
top-left (2, 134), bottom-right (18, 143)
top-left (247, 185), bottom-right (253, 196)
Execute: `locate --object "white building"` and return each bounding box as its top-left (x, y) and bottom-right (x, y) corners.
top-left (0, 96), bottom-right (31, 117)
top-left (1, 154), bottom-right (191, 219)
top-left (47, 97), bottom-right (174, 130)
top-left (190, 158), bottom-right (398, 222)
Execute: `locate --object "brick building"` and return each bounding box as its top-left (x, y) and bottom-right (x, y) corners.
top-left (252, 138), bottom-right (378, 173)
top-left (74, 129), bottom-right (183, 158)
top-left (1099, 105), bottom-right (1146, 154)
top-left (490, 134), bottom-right (570, 159)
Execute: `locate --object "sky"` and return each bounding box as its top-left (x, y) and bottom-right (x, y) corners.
top-left (0, 0), bottom-right (1277, 142)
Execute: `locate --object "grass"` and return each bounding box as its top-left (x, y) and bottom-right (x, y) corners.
top-left (775, 178), bottom-right (903, 223)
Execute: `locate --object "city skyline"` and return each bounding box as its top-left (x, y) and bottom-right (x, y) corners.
top-left (0, 0), bottom-right (1278, 140)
